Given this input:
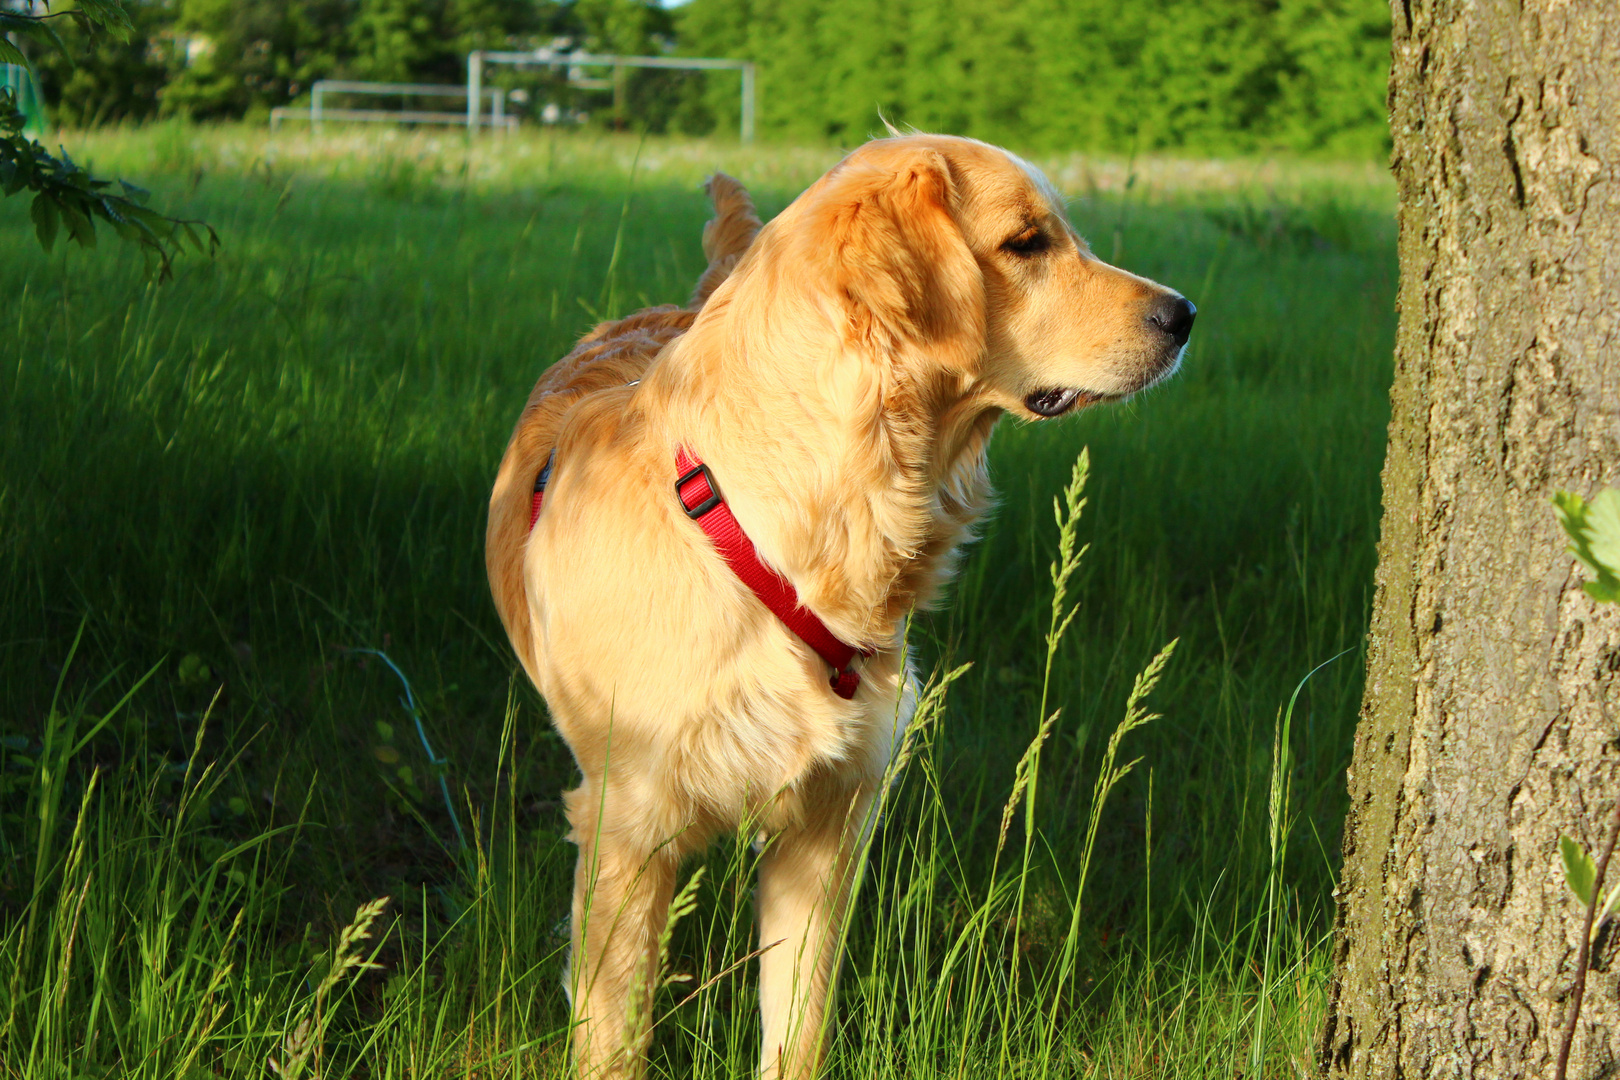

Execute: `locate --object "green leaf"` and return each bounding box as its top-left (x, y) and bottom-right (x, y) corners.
top-left (121, 202), bottom-right (169, 232)
top-left (1553, 490), bottom-right (1620, 603)
top-left (59, 199), bottom-right (96, 248)
top-left (0, 37), bottom-right (28, 68)
top-left (0, 13), bottom-right (68, 62)
top-left (1582, 491), bottom-right (1620, 593)
top-left (34, 16), bottom-right (68, 59)
top-left (29, 192), bottom-right (58, 251)
top-left (1562, 835), bottom-right (1598, 906)
top-left (98, 195), bottom-right (128, 225)
top-left (74, 0), bottom-right (134, 34)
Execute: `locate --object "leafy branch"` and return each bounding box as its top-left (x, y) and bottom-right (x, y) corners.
top-left (1, 0), bottom-right (216, 279)
top-left (1552, 487), bottom-right (1620, 1080)
top-left (0, 0), bottom-right (132, 66)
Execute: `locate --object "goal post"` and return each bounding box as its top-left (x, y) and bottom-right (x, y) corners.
top-left (466, 48), bottom-right (756, 142)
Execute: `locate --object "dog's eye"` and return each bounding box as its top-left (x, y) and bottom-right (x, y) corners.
top-left (1002, 227), bottom-right (1049, 257)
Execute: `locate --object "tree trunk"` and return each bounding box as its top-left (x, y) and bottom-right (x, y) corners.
top-left (1320, 1), bottom-right (1620, 1077)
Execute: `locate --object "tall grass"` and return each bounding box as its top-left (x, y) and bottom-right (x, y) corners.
top-left (0, 124), bottom-right (1395, 1077)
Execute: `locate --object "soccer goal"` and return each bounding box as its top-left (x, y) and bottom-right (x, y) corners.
top-left (466, 47), bottom-right (756, 142)
top-left (271, 80), bottom-right (516, 133)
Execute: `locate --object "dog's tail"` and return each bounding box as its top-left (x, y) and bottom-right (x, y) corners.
top-left (689, 172), bottom-right (762, 307)
top-left (486, 173), bottom-right (762, 683)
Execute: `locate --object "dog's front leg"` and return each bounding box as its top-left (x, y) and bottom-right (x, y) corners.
top-left (565, 788), bottom-right (680, 1080)
top-left (756, 783), bottom-right (875, 1080)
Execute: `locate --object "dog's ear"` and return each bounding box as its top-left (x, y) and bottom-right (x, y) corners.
top-left (806, 146), bottom-right (986, 374)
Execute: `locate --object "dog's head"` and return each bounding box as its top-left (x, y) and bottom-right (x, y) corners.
top-left (759, 134), bottom-right (1193, 421)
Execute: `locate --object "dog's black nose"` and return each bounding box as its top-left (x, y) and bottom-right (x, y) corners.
top-left (1148, 295), bottom-right (1196, 348)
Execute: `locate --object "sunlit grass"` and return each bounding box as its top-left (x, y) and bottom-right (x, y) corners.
top-left (0, 123), bottom-right (1394, 1077)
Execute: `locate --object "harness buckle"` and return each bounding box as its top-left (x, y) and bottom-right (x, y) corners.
top-left (676, 462), bottom-right (723, 520)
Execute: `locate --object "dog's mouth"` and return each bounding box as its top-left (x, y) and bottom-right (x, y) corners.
top-left (1023, 387), bottom-right (1108, 417)
top-left (1025, 343), bottom-right (1190, 418)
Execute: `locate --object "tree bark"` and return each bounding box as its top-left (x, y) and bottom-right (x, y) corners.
top-left (1321, 1), bottom-right (1620, 1077)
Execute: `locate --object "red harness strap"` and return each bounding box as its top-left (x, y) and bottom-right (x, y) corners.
top-left (528, 450), bottom-right (556, 530)
top-left (674, 447), bottom-right (869, 700)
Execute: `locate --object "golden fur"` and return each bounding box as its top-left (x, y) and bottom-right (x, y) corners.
top-left (486, 135), bottom-right (1189, 1080)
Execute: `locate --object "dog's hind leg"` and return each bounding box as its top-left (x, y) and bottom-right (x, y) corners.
top-left (756, 782), bottom-right (876, 1080)
top-left (564, 786), bottom-right (682, 1079)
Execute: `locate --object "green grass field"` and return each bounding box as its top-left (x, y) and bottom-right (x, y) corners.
top-left (0, 125), bottom-right (1395, 1078)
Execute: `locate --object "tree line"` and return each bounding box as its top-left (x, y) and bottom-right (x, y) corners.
top-left (24, 0), bottom-right (673, 126)
top-left (19, 0), bottom-right (1389, 155)
top-left (677, 0), bottom-right (1390, 154)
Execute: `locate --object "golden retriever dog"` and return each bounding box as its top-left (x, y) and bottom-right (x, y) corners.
top-left (486, 134), bottom-right (1193, 1080)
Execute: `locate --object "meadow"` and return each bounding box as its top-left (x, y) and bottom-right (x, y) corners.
top-left (0, 124), bottom-right (1396, 1078)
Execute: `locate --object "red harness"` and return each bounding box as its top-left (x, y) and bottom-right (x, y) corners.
top-left (674, 448), bottom-right (869, 699)
top-left (528, 449), bottom-right (555, 529)
top-left (527, 447), bottom-right (869, 699)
